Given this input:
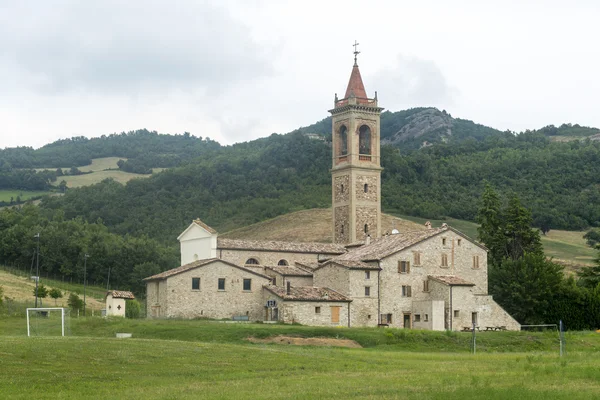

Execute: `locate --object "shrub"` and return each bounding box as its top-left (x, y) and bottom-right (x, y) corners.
top-left (125, 299), bottom-right (141, 319)
top-left (68, 293), bottom-right (84, 314)
top-left (49, 288), bottom-right (63, 305)
top-left (33, 283), bottom-right (48, 299)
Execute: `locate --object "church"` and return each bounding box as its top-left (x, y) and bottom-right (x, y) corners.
top-left (144, 52), bottom-right (520, 331)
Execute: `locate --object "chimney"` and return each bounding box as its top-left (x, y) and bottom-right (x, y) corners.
top-left (286, 281), bottom-right (291, 295)
top-left (365, 234), bottom-right (371, 245)
top-left (441, 223), bottom-right (448, 228)
top-left (425, 221), bottom-right (432, 229)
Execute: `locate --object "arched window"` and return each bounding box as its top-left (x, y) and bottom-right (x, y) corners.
top-left (193, 253), bottom-right (199, 261)
top-left (277, 259), bottom-right (288, 266)
top-left (364, 224), bottom-right (368, 234)
top-left (364, 183), bottom-right (368, 193)
top-left (339, 126), bottom-right (348, 156)
top-left (245, 258), bottom-right (259, 265)
top-left (359, 125), bottom-right (371, 155)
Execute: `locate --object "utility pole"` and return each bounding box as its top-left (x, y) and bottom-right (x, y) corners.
top-left (83, 254), bottom-right (89, 317)
top-left (34, 233), bottom-right (40, 307)
top-left (106, 266), bottom-right (111, 291)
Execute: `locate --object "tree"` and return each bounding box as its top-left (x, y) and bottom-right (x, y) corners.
top-left (58, 180), bottom-right (67, 193)
top-left (33, 284), bottom-right (48, 300)
top-left (49, 287), bottom-right (63, 305)
top-left (489, 253), bottom-right (563, 324)
top-left (67, 293), bottom-right (84, 314)
top-left (476, 183), bottom-right (503, 266)
top-left (125, 299), bottom-right (141, 319)
top-left (584, 229), bottom-right (600, 248)
top-left (501, 194), bottom-right (543, 261)
top-left (577, 245), bottom-right (600, 289)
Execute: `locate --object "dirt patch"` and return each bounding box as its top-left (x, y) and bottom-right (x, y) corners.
top-left (247, 335), bottom-right (362, 348)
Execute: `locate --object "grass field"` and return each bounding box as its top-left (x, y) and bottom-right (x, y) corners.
top-left (1, 317), bottom-right (600, 399)
top-left (57, 170), bottom-right (152, 188)
top-left (0, 190), bottom-right (51, 202)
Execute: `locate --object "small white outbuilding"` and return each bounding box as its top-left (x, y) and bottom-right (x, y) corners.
top-left (105, 290), bottom-right (135, 317)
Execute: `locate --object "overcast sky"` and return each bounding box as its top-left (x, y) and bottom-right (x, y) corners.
top-left (1, 0), bottom-right (598, 149)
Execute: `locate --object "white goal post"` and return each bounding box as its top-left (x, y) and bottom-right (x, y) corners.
top-left (26, 308), bottom-right (66, 337)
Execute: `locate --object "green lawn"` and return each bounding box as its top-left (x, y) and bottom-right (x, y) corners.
top-left (393, 214), bottom-right (597, 267)
top-left (0, 334), bottom-right (599, 399)
top-left (0, 190), bottom-right (51, 202)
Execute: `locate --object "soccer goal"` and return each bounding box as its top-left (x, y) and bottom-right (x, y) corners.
top-left (26, 308), bottom-right (68, 337)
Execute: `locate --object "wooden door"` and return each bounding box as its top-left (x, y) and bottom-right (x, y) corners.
top-left (403, 313), bottom-right (411, 329)
top-left (331, 306), bottom-right (341, 323)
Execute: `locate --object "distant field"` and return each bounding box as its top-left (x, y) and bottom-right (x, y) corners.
top-left (0, 320), bottom-right (599, 399)
top-left (395, 214), bottom-right (597, 267)
top-left (56, 170), bottom-right (151, 188)
top-left (0, 190), bottom-right (51, 202)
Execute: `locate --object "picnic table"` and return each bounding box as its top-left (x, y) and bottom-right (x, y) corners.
top-left (485, 326), bottom-right (507, 331)
top-left (462, 326), bottom-right (480, 332)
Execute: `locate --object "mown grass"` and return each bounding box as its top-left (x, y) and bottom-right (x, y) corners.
top-left (0, 335), bottom-right (599, 399)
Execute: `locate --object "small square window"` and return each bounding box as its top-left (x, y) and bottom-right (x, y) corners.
top-left (218, 278), bottom-right (225, 291)
top-left (315, 306), bottom-right (321, 314)
top-left (365, 270), bottom-right (370, 279)
top-left (402, 285), bottom-right (412, 297)
top-left (365, 286), bottom-right (370, 296)
top-left (243, 279), bottom-right (252, 291)
top-left (414, 314), bottom-right (421, 322)
top-left (454, 310), bottom-right (460, 318)
top-left (192, 277), bottom-right (200, 290)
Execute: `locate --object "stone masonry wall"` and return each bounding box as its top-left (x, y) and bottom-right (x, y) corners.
top-left (163, 260), bottom-right (269, 320)
top-left (218, 248), bottom-right (329, 269)
top-left (355, 206), bottom-right (378, 241)
top-left (263, 291), bottom-right (350, 326)
top-left (334, 175), bottom-right (350, 203)
top-left (313, 264), bottom-right (350, 296)
top-left (355, 175), bottom-right (378, 202)
top-left (334, 205), bottom-right (350, 243)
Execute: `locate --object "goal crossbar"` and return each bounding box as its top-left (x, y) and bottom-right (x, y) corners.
top-left (26, 308), bottom-right (66, 337)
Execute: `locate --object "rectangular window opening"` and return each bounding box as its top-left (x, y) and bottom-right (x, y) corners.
top-left (441, 254), bottom-right (448, 267)
top-left (192, 277), bottom-right (200, 290)
top-left (315, 306), bottom-right (321, 314)
top-left (414, 314), bottom-right (421, 322)
top-left (454, 310), bottom-right (460, 318)
top-left (365, 270), bottom-right (370, 280)
top-left (402, 285), bottom-right (412, 297)
top-left (398, 260), bottom-right (410, 274)
top-left (365, 286), bottom-right (370, 297)
top-left (424, 314), bottom-right (429, 322)
top-left (218, 278), bottom-right (225, 291)
top-left (243, 279), bottom-right (252, 291)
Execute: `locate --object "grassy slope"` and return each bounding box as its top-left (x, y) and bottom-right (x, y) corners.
top-left (0, 190), bottom-right (51, 202)
top-left (0, 268), bottom-right (106, 310)
top-left (0, 320), bottom-right (600, 399)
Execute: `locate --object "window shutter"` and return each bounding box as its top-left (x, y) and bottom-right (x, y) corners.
top-left (407, 286), bottom-right (412, 297)
top-left (397, 261), bottom-right (401, 273)
top-left (407, 261), bottom-right (410, 273)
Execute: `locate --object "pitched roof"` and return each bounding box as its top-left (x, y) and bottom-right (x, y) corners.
top-left (317, 259), bottom-right (381, 271)
top-left (192, 218), bottom-right (217, 234)
top-left (429, 275), bottom-right (475, 286)
top-left (143, 258), bottom-right (270, 281)
top-left (264, 285), bottom-right (351, 302)
top-left (265, 265), bottom-right (313, 277)
top-left (217, 238), bottom-right (346, 255)
top-left (336, 227), bottom-right (447, 262)
top-left (106, 290), bottom-right (135, 299)
top-left (294, 261), bottom-right (320, 271)
top-left (344, 65), bottom-right (368, 99)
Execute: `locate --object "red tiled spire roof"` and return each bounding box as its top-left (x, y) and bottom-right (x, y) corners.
top-left (344, 64), bottom-right (367, 99)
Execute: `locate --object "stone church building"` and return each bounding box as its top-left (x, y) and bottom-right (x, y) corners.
top-left (144, 54), bottom-right (519, 331)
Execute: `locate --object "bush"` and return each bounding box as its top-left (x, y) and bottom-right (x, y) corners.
top-left (49, 288), bottom-right (63, 305)
top-left (125, 299), bottom-right (141, 319)
top-left (67, 293), bottom-right (83, 314)
top-left (33, 283), bottom-right (48, 299)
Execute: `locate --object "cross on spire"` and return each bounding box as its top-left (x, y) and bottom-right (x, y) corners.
top-left (353, 40), bottom-right (360, 66)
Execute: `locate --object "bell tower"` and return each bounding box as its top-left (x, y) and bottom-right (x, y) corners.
top-left (330, 43), bottom-right (383, 244)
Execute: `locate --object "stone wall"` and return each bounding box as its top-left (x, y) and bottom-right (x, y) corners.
top-left (313, 264), bottom-right (350, 296)
top-left (218, 248), bottom-right (331, 269)
top-left (334, 205), bottom-right (350, 243)
top-left (263, 291), bottom-right (350, 326)
top-left (334, 175), bottom-right (350, 203)
top-left (159, 260), bottom-right (269, 320)
top-left (355, 206), bottom-right (378, 240)
top-left (355, 175), bottom-right (378, 202)
top-left (146, 280), bottom-right (168, 318)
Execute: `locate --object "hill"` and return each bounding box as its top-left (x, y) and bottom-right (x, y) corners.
top-left (222, 208), bottom-right (426, 242)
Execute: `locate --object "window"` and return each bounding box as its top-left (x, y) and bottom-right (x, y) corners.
top-left (340, 184), bottom-right (344, 193)
top-left (424, 314), bottom-right (429, 322)
top-left (423, 280), bottom-right (429, 292)
top-left (315, 306), bottom-right (321, 314)
top-left (413, 251), bottom-right (421, 266)
top-left (414, 314), bottom-right (421, 322)
top-left (398, 260), bottom-right (410, 274)
top-left (364, 224), bottom-right (368, 234)
top-left (359, 125), bottom-right (371, 154)
top-left (441, 254), bottom-right (448, 267)
top-left (245, 258), bottom-right (259, 265)
top-left (272, 276), bottom-right (276, 286)
top-left (339, 126), bottom-right (348, 156)
top-left (341, 225), bottom-right (344, 235)
top-left (402, 285), bottom-right (412, 297)
top-left (192, 278), bottom-right (200, 290)
top-left (243, 279), bottom-right (252, 291)
top-left (381, 313), bottom-right (393, 324)
top-left (277, 259), bottom-right (289, 266)
top-left (364, 183), bottom-right (368, 193)
top-left (457, 239), bottom-right (462, 246)
top-left (218, 278), bottom-right (225, 291)
top-left (193, 253), bottom-right (199, 261)
top-left (442, 238), bottom-right (447, 246)
top-left (473, 255), bottom-right (480, 269)
top-left (472, 312), bottom-right (478, 325)
top-left (365, 286), bottom-right (371, 296)
top-left (454, 310), bottom-right (460, 318)
top-left (365, 270), bottom-right (370, 279)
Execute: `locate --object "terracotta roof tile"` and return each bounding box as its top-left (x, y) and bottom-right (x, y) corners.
top-left (429, 275), bottom-right (475, 286)
top-left (344, 65), bottom-right (367, 99)
top-left (294, 261), bottom-right (320, 271)
top-left (143, 258), bottom-right (271, 281)
top-left (264, 285), bottom-right (351, 302)
top-left (266, 265), bottom-right (313, 277)
top-left (193, 218), bottom-right (217, 234)
top-left (318, 259), bottom-right (381, 271)
top-left (217, 238), bottom-right (346, 255)
top-left (106, 290), bottom-right (135, 299)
